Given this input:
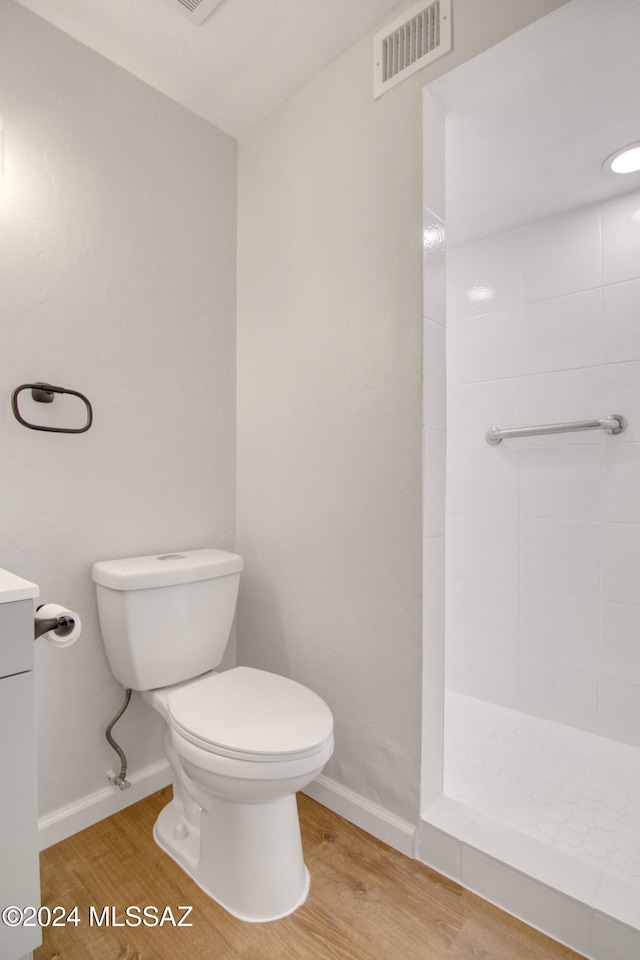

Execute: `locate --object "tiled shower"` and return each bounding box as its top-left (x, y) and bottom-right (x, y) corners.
top-left (441, 186), bottom-right (640, 908)
top-left (421, 2), bottom-right (640, 952)
top-left (446, 192), bottom-right (640, 744)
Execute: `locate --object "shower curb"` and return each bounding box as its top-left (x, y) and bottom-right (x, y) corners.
top-left (419, 796), bottom-right (640, 960)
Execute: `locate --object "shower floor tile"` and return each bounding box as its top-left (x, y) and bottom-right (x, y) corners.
top-left (444, 690), bottom-right (640, 887)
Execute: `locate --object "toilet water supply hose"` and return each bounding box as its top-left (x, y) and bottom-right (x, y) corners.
top-left (105, 687), bottom-right (132, 790)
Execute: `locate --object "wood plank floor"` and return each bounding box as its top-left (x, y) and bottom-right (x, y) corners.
top-left (34, 788), bottom-right (586, 960)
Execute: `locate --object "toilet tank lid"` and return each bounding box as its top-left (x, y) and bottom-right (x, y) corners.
top-left (92, 548), bottom-right (243, 591)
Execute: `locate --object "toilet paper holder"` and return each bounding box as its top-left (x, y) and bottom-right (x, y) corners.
top-left (34, 605), bottom-right (75, 640)
top-left (12, 382), bottom-right (93, 434)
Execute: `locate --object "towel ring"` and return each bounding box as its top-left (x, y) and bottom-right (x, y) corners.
top-left (11, 382), bottom-right (93, 434)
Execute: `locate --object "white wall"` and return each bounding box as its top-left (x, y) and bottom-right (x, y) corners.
top-left (236, 33), bottom-right (425, 825)
top-left (446, 190), bottom-right (640, 747)
top-left (0, 0), bottom-right (237, 820)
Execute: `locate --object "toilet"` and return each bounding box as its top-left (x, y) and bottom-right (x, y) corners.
top-left (92, 548), bottom-right (334, 922)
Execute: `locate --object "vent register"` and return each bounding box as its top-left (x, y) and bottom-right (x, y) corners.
top-left (172, 0), bottom-right (225, 25)
top-left (374, 0), bottom-right (452, 98)
top-left (167, 0), bottom-right (451, 89)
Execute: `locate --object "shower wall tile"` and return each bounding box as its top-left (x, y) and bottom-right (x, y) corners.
top-left (601, 443), bottom-right (640, 523)
top-left (421, 638), bottom-right (444, 807)
top-left (601, 278), bottom-right (640, 364)
top-left (445, 193), bottom-right (640, 741)
top-left (598, 678), bottom-right (640, 747)
top-left (447, 234), bottom-right (522, 322)
top-left (591, 914), bottom-right (640, 960)
top-left (444, 587), bottom-right (455, 687)
top-left (593, 877), bottom-right (640, 952)
top-left (519, 288), bottom-right (601, 376)
top-left (600, 601), bottom-right (640, 687)
top-left (445, 514), bottom-right (455, 579)
top-left (449, 578), bottom-right (518, 655)
top-left (447, 448), bottom-right (519, 517)
top-left (423, 318), bottom-right (446, 430)
top-left (452, 514), bottom-right (519, 586)
top-left (520, 518), bottom-right (600, 598)
top-left (423, 209), bottom-right (446, 325)
top-left (519, 589), bottom-right (599, 673)
top-left (447, 307), bottom-right (521, 385)
top-left (423, 536), bottom-right (445, 647)
top-left (519, 366), bottom-right (603, 446)
top-left (601, 188), bottom-right (640, 286)
top-left (518, 659), bottom-right (596, 732)
top-left (519, 205), bottom-right (601, 302)
top-left (520, 445), bottom-right (601, 522)
top-left (447, 378), bottom-right (519, 450)
top-left (461, 846), bottom-right (593, 958)
top-left (423, 428), bottom-right (446, 538)
top-left (601, 360), bottom-right (640, 443)
top-left (601, 523), bottom-right (640, 605)
top-left (451, 643), bottom-right (518, 708)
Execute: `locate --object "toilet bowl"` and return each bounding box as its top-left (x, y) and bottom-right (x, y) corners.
top-left (145, 666), bottom-right (334, 921)
top-left (92, 549), bottom-right (334, 923)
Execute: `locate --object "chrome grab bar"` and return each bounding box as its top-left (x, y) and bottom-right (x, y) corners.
top-left (486, 414), bottom-right (626, 446)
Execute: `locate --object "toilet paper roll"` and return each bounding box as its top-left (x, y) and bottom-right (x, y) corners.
top-left (35, 603), bottom-right (81, 648)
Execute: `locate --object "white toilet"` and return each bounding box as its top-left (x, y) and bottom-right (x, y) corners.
top-left (92, 548), bottom-right (334, 922)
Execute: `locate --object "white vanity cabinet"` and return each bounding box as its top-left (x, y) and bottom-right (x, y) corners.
top-left (0, 571), bottom-right (41, 960)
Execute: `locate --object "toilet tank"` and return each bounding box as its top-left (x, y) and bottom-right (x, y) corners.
top-left (92, 549), bottom-right (243, 691)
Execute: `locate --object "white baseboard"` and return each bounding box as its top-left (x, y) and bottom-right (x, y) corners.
top-left (38, 765), bottom-right (417, 864)
top-left (303, 774), bottom-right (416, 858)
top-left (38, 760), bottom-right (172, 851)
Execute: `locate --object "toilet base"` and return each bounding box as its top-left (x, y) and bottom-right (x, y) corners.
top-left (153, 795), bottom-right (311, 923)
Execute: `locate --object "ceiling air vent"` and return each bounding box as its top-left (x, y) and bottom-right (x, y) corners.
top-left (374, 0), bottom-right (452, 98)
top-left (170, 0), bottom-right (225, 25)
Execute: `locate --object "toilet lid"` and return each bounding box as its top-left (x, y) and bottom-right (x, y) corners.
top-left (167, 666), bottom-right (333, 761)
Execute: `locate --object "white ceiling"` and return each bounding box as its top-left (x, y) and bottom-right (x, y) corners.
top-left (427, 0), bottom-right (640, 246)
top-left (13, 0), bottom-right (407, 138)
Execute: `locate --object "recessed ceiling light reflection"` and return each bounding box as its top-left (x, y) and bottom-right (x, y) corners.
top-left (603, 142), bottom-right (640, 174)
top-left (466, 284), bottom-right (495, 303)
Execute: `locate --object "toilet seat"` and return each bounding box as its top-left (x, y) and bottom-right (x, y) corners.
top-left (167, 666), bottom-right (333, 763)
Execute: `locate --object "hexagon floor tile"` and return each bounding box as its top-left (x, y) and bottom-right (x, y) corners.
top-left (444, 691), bottom-right (640, 887)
